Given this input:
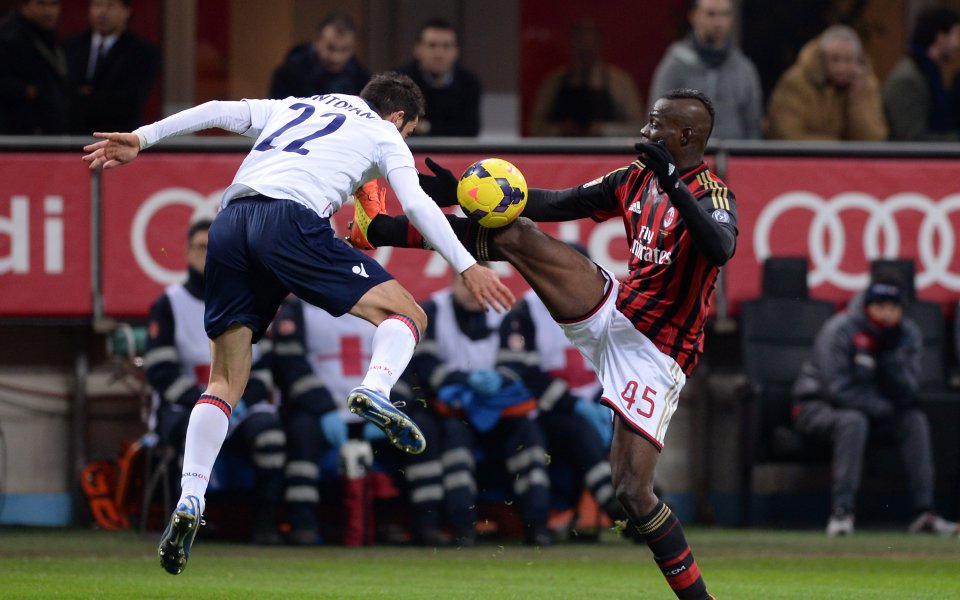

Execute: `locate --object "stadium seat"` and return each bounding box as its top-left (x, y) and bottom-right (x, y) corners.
top-left (738, 257), bottom-right (835, 525)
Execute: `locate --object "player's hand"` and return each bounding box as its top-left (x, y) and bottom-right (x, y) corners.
top-left (634, 141), bottom-right (679, 193)
top-left (460, 263), bottom-right (515, 313)
top-left (468, 369), bottom-right (503, 396)
top-left (82, 132), bottom-right (141, 170)
top-left (418, 157), bottom-right (459, 207)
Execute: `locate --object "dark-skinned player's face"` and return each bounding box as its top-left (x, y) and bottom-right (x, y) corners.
top-left (640, 98), bottom-right (708, 158)
top-left (640, 99), bottom-right (684, 156)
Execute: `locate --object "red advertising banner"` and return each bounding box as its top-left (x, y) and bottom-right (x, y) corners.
top-left (725, 156), bottom-right (960, 310)
top-left (100, 154), bottom-right (244, 316)
top-left (100, 152), bottom-right (635, 318)
top-left (0, 154), bottom-right (91, 317)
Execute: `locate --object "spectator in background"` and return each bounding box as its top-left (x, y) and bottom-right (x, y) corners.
top-left (0, 0), bottom-right (69, 134)
top-left (528, 20), bottom-right (644, 137)
top-left (649, 0), bottom-right (762, 140)
top-left (64, 0), bottom-right (160, 134)
top-left (144, 219), bottom-right (286, 546)
top-left (792, 271), bottom-right (957, 537)
top-left (270, 14), bottom-right (370, 98)
top-left (884, 7), bottom-right (960, 142)
top-left (396, 19), bottom-right (481, 137)
top-left (766, 25), bottom-right (887, 141)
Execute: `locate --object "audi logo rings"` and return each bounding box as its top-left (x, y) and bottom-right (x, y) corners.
top-left (754, 191), bottom-right (960, 291)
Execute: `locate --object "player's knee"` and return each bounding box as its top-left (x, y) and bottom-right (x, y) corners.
top-left (495, 216), bottom-right (537, 252)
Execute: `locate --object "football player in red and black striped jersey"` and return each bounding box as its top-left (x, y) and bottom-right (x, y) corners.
top-left (359, 89), bottom-right (732, 599)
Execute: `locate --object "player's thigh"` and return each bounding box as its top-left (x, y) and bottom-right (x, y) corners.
top-left (493, 218), bottom-right (606, 320)
top-left (609, 417), bottom-right (661, 491)
top-left (205, 203), bottom-right (289, 342)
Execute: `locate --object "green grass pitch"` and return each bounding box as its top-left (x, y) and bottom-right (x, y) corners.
top-left (1, 527), bottom-right (959, 599)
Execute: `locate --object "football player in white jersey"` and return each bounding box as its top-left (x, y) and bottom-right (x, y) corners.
top-left (83, 72), bottom-right (514, 575)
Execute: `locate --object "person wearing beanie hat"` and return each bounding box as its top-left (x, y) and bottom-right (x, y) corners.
top-left (791, 271), bottom-right (958, 537)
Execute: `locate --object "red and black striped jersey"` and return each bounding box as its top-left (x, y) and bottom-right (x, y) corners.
top-left (587, 160), bottom-right (738, 375)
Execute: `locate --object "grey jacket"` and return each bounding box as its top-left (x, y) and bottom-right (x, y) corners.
top-left (792, 293), bottom-right (923, 418)
top-left (649, 36), bottom-right (763, 140)
top-left (883, 57), bottom-right (959, 142)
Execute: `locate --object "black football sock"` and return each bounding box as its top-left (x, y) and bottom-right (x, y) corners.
top-left (634, 501), bottom-right (710, 600)
top-left (366, 215), bottom-right (504, 261)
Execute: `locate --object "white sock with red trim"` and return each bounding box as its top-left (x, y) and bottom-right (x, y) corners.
top-left (178, 395), bottom-right (232, 513)
top-left (360, 314), bottom-right (420, 395)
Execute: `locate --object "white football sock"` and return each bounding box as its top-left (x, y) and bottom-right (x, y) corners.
top-left (360, 314), bottom-right (419, 395)
top-left (179, 396), bottom-right (231, 513)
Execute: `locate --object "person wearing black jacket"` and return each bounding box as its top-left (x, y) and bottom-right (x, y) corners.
top-left (792, 273), bottom-right (957, 537)
top-left (351, 89), bottom-right (733, 600)
top-left (144, 219), bottom-right (286, 545)
top-left (0, 0), bottom-right (69, 134)
top-left (269, 14), bottom-right (369, 99)
top-left (395, 19), bottom-right (481, 137)
top-left (64, 0), bottom-right (160, 134)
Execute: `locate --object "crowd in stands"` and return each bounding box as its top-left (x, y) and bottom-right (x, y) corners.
top-left (5, 1), bottom-right (960, 142)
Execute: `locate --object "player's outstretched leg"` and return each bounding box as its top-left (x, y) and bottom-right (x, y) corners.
top-left (158, 495), bottom-right (203, 575)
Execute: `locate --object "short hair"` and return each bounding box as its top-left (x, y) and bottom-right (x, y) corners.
top-left (316, 14), bottom-right (356, 36)
top-left (187, 218), bottom-right (212, 243)
top-left (911, 7), bottom-right (960, 49)
top-left (360, 72), bottom-right (426, 126)
top-left (818, 25), bottom-right (862, 55)
top-left (417, 18), bottom-right (458, 43)
top-left (663, 87), bottom-right (716, 139)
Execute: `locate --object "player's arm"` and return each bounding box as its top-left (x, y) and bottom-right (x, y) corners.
top-left (497, 300), bottom-right (578, 413)
top-left (143, 295), bottom-right (203, 409)
top-left (271, 301), bottom-right (338, 416)
top-left (416, 156), bottom-right (619, 222)
top-left (635, 142), bottom-right (737, 266)
top-left (82, 100), bottom-right (257, 170)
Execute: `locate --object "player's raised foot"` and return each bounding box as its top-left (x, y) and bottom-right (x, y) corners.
top-left (347, 386), bottom-right (425, 455)
top-left (158, 495), bottom-right (203, 575)
top-left (348, 181), bottom-right (386, 250)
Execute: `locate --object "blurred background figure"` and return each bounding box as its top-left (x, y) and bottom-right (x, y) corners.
top-left (792, 270), bottom-right (957, 538)
top-left (270, 14), bottom-right (369, 98)
top-left (528, 19), bottom-right (644, 137)
top-left (766, 25), bottom-right (887, 141)
top-left (64, 0), bottom-right (160, 134)
top-left (143, 219), bottom-right (286, 545)
top-left (396, 18), bottom-right (481, 137)
top-left (401, 270), bottom-right (553, 546)
top-left (884, 6), bottom-right (960, 142)
top-left (649, 0), bottom-right (762, 140)
top-left (0, 0), bottom-right (69, 134)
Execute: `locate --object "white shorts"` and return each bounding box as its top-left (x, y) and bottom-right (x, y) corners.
top-left (558, 274), bottom-right (686, 449)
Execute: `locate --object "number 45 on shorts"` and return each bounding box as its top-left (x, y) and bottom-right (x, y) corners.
top-left (621, 381), bottom-right (656, 418)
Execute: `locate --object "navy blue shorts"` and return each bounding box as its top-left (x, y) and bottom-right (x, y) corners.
top-left (204, 196), bottom-right (392, 342)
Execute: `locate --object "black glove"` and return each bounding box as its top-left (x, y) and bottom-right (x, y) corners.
top-left (634, 141), bottom-right (680, 193)
top-left (418, 157), bottom-right (459, 207)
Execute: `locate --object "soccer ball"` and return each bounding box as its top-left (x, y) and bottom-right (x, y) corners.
top-left (456, 158), bottom-right (528, 228)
